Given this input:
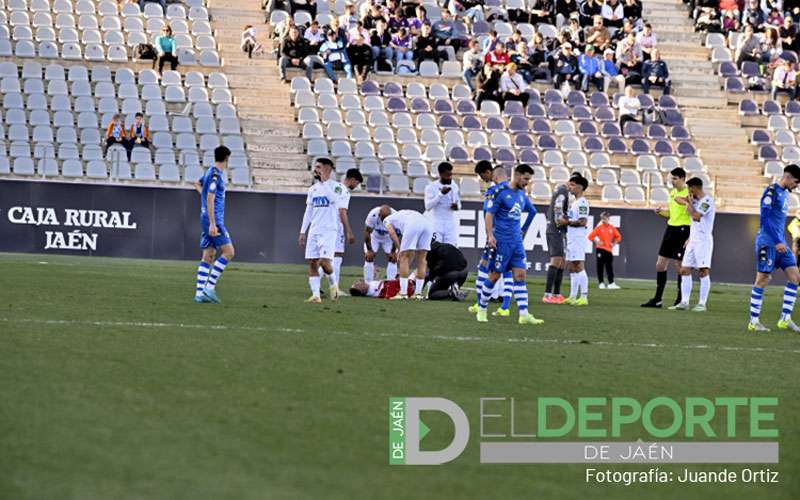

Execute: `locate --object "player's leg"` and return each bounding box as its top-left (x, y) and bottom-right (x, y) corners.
top-left (750, 244), bottom-right (776, 330)
top-left (470, 251), bottom-right (490, 312)
top-left (413, 249), bottom-right (428, 298)
top-left (476, 269), bottom-right (501, 321)
top-left (194, 247), bottom-right (216, 302)
top-left (363, 243), bottom-right (375, 281)
top-left (777, 254), bottom-right (800, 331)
top-left (512, 244), bottom-right (543, 324)
top-left (605, 251), bottom-right (619, 289)
top-left (202, 227), bottom-right (234, 303)
top-left (669, 266), bottom-right (692, 310)
top-left (643, 227), bottom-right (673, 307)
top-left (574, 260), bottom-right (589, 306)
top-left (672, 258), bottom-right (684, 306)
top-left (307, 257), bottom-right (323, 302)
top-left (694, 267), bottom-right (710, 311)
top-left (596, 250), bottom-right (606, 288)
top-left (392, 249), bottom-right (413, 300)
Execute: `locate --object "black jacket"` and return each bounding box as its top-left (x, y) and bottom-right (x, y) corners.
top-left (426, 241), bottom-right (467, 280)
top-left (281, 37), bottom-right (310, 59)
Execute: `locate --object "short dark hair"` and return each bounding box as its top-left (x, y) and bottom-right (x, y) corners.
top-left (349, 287), bottom-right (366, 297)
top-left (214, 145), bottom-right (231, 163)
top-left (785, 164), bottom-right (800, 181)
top-left (573, 175), bottom-right (589, 190)
top-left (670, 167), bottom-right (687, 179)
top-left (135, 112), bottom-right (143, 118)
top-left (346, 168), bottom-right (363, 183)
top-left (474, 160), bottom-right (494, 175)
top-left (686, 177), bottom-right (703, 188)
top-left (316, 157), bottom-right (334, 168)
top-left (437, 162), bottom-right (454, 174)
top-left (515, 163), bottom-right (534, 175)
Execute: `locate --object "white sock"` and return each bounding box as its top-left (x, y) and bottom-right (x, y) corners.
top-left (699, 275), bottom-right (710, 306)
top-left (399, 277), bottom-right (408, 296)
top-left (334, 256), bottom-right (343, 285)
top-left (579, 270), bottom-right (589, 298)
top-left (309, 276), bottom-right (321, 297)
top-left (681, 275), bottom-right (692, 305)
top-left (364, 261), bottom-right (375, 281)
top-left (387, 262), bottom-right (398, 280)
top-left (569, 272), bottom-right (577, 299)
top-left (415, 278), bottom-right (425, 296)
top-left (326, 270), bottom-right (337, 289)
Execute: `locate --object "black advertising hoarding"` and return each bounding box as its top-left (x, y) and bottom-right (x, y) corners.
top-left (0, 179), bottom-right (764, 283)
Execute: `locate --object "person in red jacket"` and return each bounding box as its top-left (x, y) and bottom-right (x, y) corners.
top-left (587, 211), bottom-right (622, 289)
top-left (349, 278), bottom-right (415, 298)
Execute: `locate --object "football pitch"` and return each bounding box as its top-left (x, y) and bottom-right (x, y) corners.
top-left (1, 252), bottom-right (798, 500)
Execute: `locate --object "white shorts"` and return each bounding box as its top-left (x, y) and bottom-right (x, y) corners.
top-left (336, 227), bottom-right (345, 253)
top-left (399, 220), bottom-right (434, 252)
top-left (305, 231), bottom-right (337, 260)
top-left (432, 225), bottom-right (459, 247)
top-left (682, 240), bottom-right (713, 269)
top-left (566, 236), bottom-right (587, 262)
top-left (366, 234), bottom-right (393, 255)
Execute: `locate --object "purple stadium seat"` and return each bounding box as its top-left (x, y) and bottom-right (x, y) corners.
top-left (670, 126), bottom-right (690, 140)
top-left (387, 97), bottom-right (407, 112)
top-left (526, 88), bottom-right (541, 104)
top-left (578, 121), bottom-right (599, 136)
top-left (515, 133), bottom-right (534, 147)
top-left (434, 99), bottom-right (454, 114)
top-left (519, 149), bottom-right (539, 164)
top-left (781, 50), bottom-right (798, 63)
top-left (472, 20), bottom-right (491, 36)
top-left (486, 116), bottom-right (505, 130)
top-left (361, 80), bottom-right (381, 96)
top-left (607, 137), bottom-right (628, 153)
top-left (547, 103), bottom-right (569, 119)
top-left (566, 90), bottom-right (586, 106)
top-left (647, 124), bottom-right (667, 139)
top-left (718, 61), bottom-right (738, 78)
top-left (786, 100), bottom-right (800, 116)
top-left (462, 115), bottom-right (482, 129)
top-left (623, 121), bottom-right (645, 138)
top-left (739, 99), bottom-right (758, 116)
top-left (383, 82), bottom-right (403, 97)
top-left (601, 122), bottom-right (621, 137)
top-left (531, 118), bottom-right (551, 134)
top-left (741, 61), bottom-right (761, 78)
top-left (543, 89), bottom-right (563, 104)
top-left (583, 136), bottom-right (604, 152)
top-left (456, 99), bottom-right (476, 115)
top-left (366, 175), bottom-right (382, 193)
top-left (654, 140), bottom-right (674, 156)
top-left (594, 106), bottom-right (615, 122)
top-left (508, 115), bottom-right (529, 133)
top-left (759, 145), bottom-right (779, 160)
top-left (447, 145), bottom-right (469, 162)
top-left (571, 105), bottom-right (592, 120)
top-left (677, 141), bottom-right (697, 157)
top-left (637, 93), bottom-right (655, 111)
top-left (473, 146), bottom-right (493, 161)
top-left (631, 138), bottom-right (650, 155)
top-left (526, 102), bottom-right (546, 118)
top-left (438, 114), bottom-right (459, 129)
top-left (411, 97), bottom-right (430, 113)
top-left (751, 129), bottom-right (771, 145)
top-left (762, 100), bottom-right (781, 116)
top-left (657, 95), bottom-right (677, 109)
top-left (538, 134), bottom-right (557, 150)
top-left (589, 91), bottom-right (609, 107)
top-left (503, 100), bottom-right (524, 116)
top-left (726, 77), bottom-right (746, 93)
top-left (496, 148), bottom-right (516, 164)
top-left (660, 109), bottom-right (684, 127)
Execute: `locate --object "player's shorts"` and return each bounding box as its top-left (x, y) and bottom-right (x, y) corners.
top-left (566, 236), bottom-right (586, 262)
top-left (658, 225), bottom-right (690, 260)
top-left (399, 220), bottom-right (434, 252)
top-left (305, 231), bottom-right (337, 260)
top-left (756, 241), bottom-right (798, 274)
top-left (336, 227), bottom-right (345, 253)
top-left (366, 234), bottom-right (393, 255)
top-left (489, 239), bottom-right (527, 273)
top-left (200, 222), bottom-right (232, 249)
top-left (682, 239), bottom-right (713, 269)
top-left (480, 245), bottom-right (494, 263)
top-left (546, 230), bottom-right (566, 258)
top-left (432, 226), bottom-right (459, 246)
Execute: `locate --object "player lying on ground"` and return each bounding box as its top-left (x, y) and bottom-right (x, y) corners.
top-left (382, 207), bottom-right (434, 300)
top-left (749, 164), bottom-right (800, 332)
top-left (348, 279), bottom-right (415, 299)
top-left (193, 146), bottom-right (234, 304)
top-left (363, 205), bottom-right (398, 281)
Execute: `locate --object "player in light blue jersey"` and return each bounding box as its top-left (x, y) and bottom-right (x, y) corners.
top-left (475, 164), bottom-right (544, 325)
top-left (749, 164), bottom-right (800, 332)
top-left (193, 146), bottom-right (234, 304)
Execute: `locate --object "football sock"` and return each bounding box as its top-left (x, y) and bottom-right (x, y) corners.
top-left (333, 256), bottom-right (343, 285)
top-left (501, 272), bottom-right (513, 309)
top-left (554, 268), bottom-right (564, 295)
top-left (680, 275), bottom-right (692, 305)
top-left (478, 277), bottom-right (494, 309)
top-left (195, 261), bottom-right (211, 297)
top-left (750, 286), bottom-right (764, 323)
top-left (206, 257), bottom-right (228, 291)
top-left (399, 277), bottom-right (409, 296)
top-left (415, 278), bottom-right (425, 296)
top-left (309, 276), bottom-right (321, 297)
top-left (326, 269), bottom-right (337, 288)
top-left (699, 276), bottom-right (711, 306)
top-left (781, 282), bottom-right (798, 321)
top-left (579, 270), bottom-right (589, 298)
top-left (545, 265), bottom-right (557, 295)
top-left (569, 272), bottom-right (577, 299)
top-left (513, 281), bottom-right (529, 314)
top-left (475, 264), bottom-right (488, 300)
top-left (364, 261), bottom-right (374, 281)
top-left (675, 273), bottom-right (683, 304)
top-left (654, 270), bottom-right (667, 301)
top-left (386, 262), bottom-right (398, 280)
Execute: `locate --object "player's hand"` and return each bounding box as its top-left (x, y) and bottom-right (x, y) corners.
top-left (209, 224), bottom-right (220, 237)
top-left (441, 186), bottom-right (452, 194)
top-left (557, 216), bottom-right (568, 226)
top-left (450, 203), bottom-right (458, 210)
top-left (487, 235), bottom-right (497, 249)
top-left (347, 231), bottom-right (355, 244)
top-left (366, 249), bottom-right (375, 261)
top-left (777, 243), bottom-right (788, 253)
top-left (654, 206), bottom-right (664, 214)
top-left (298, 233), bottom-right (306, 247)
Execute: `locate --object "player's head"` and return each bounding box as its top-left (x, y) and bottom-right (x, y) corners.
top-left (349, 279), bottom-right (369, 297)
top-left (378, 204), bottom-right (393, 220)
top-left (686, 177), bottom-right (703, 197)
top-left (568, 173), bottom-right (588, 195)
top-left (492, 165), bottom-right (509, 184)
top-left (313, 157), bottom-right (334, 181)
top-left (437, 162), bottom-right (454, 184)
top-left (669, 167), bottom-right (687, 189)
top-left (214, 146), bottom-right (231, 168)
top-left (600, 211), bottom-right (610, 223)
top-left (782, 164), bottom-right (800, 190)
top-left (134, 112), bottom-right (143, 123)
top-left (512, 163), bottom-right (534, 189)
top-left (344, 168), bottom-right (363, 190)
top-left (474, 160), bottom-right (494, 183)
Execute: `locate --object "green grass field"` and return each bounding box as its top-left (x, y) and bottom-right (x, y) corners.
top-left (1, 252), bottom-right (799, 500)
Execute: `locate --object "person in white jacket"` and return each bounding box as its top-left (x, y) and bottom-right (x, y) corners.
top-left (424, 162), bottom-right (462, 246)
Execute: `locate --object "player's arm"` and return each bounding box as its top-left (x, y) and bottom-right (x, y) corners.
top-left (364, 226), bottom-right (375, 259)
top-left (385, 223), bottom-right (402, 250)
top-left (205, 174), bottom-right (219, 236)
top-left (520, 197), bottom-right (536, 236)
top-left (339, 207), bottom-right (355, 244)
top-left (424, 183), bottom-right (445, 210)
top-left (299, 201), bottom-right (312, 247)
top-left (613, 226), bottom-right (622, 243)
top-left (484, 210), bottom-right (497, 248)
top-left (193, 180), bottom-right (202, 193)
top-left (685, 198), bottom-right (705, 222)
top-left (760, 187), bottom-right (784, 248)
top-left (452, 184), bottom-right (462, 210)
top-left (587, 226), bottom-right (599, 243)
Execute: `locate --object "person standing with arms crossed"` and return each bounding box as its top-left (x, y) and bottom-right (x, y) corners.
top-left (588, 211), bottom-right (622, 289)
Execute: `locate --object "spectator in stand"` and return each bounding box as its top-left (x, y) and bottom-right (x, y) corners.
top-left (586, 15), bottom-right (612, 52)
top-left (612, 18), bottom-right (635, 45)
top-left (762, 26), bottom-right (784, 63)
top-left (391, 27), bottom-right (414, 65)
top-left (602, 0), bottom-right (625, 32)
top-left (566, 17), bottom-right (585, 46)
top-left (500, 63), bottom-right (530, 107)
top-left (388, 7), bottom-right (410, 32)
top-left (623, 0), bottom-right (643, 26)
top-left (511, 42), bottom-right (535, 82)
top-left (347, 34), bottom-right (373, 82)
top-left (241, 25), bottom-right (262, 59)
top-left (718, 0), bottom-right (740, 20)
top-left (771, 58), bottom-right (797, 99)
top-left (485, 43), bottom-right (511, 68)
top-left (768, 8), bottom-right (785, 27)
top-left (781, 17), bottom-right (799, 52)
top-left (340, 3), bottom-right (360, 30)
top-left (105, 114), bottom-right (128, 156)
top-left (328, 17), bottom-right (348, 44)
top-left (588, 212), bottom-right (622, 289)
top-left (601, 48), bottom-right (626, 92)
top-left (371, 19), bottom-right (394, 63)
top-left (362, 4), bottom-right (387, 30)
top-left (721, 9), bottom-right (739, 34)
top-left (787, 0), bottom-right (800, 22)
top-left (128, 112), bottom-right (151, 160)
top-left (476, 65), bottom-right (502, 109)
top-left (448, 0), bottom-right (486, 25)
top-left (637, 23), bottom-right (657, 61)
top-left (736, 24), bottom-right (763, 67)
top-left (463, 39), bottom-right (484, 92)
top-left (401, 0), bottom-right (422, 18)
top-left (154, 25), bottom-right (178, 75)
top-left (616, 31), bottom-right (642, 82)
top-left (433, 9), bottom-right (468, 52)
top-left (694, 1), bottom-right (721, 32)
top-left (641, 49), bottom-right (671, 94)
top-left (319, 30), bottom-right (353, 82)
top-left (304, 21), bottom-right (325, 53)
top-left (415, 23), bottom-right (441, 64)
top-left (743, 0), bottom-right (767, 30)
top-left (553, 42), bottom-right (579, 88)
top-left (527, 0), bottom-right (555, 25)
top-left (618, 86), bottom-right (641, 129)
top-left (348, 21), bottom-right (370, 43)
top-left (579, 44), bottom-right (604, 91)
top-left (289, 0), bottom-right (317, 19)
top-left (580, 0), bottom-right (603, 27)
top-left (504, 30), bottom-right (528, 52)
top-left (556, 0), bottom-right (580, 28)
top-left (481, 30), bottom-right (501, 54)
top-left (279, 26), bottom-right (313, 81)
top-left (408, 6), bottom-right (430, 36)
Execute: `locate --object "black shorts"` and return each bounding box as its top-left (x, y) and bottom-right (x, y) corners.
top-left (546, 230), bottom-right (566, 258)
top-left (658, 225), bottom-right (690, 260)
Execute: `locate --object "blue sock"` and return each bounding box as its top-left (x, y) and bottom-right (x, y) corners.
top-left (501, 272), bottom-right (513, 309)
top-left (475, 262), bottom-right (488, 301)
top-left (478, 277), bottom-right (495, 309)
top-left (750, 286), bottom-right (764, 322)
top-left (206, 256), bottom-right (229, 291)
top-left (781, 283), bottom-right (798, 321)
top-left (513, 280), bottom-right (529, 315)
top-left (196, 261), bottom-right (211, 297)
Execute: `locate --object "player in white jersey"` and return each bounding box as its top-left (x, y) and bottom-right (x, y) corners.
top-left (299, 158), bottom-right (346, 303)
top-left (562, 174), bottom-right (591, 306)
top-left (332, 168), bottom-right (363, 288)
top-left (424, 162), bottom-right (462, 246)
top-left (381, 207), bottom-right (434, 300)
top-left (364, 205), bottom-right (398, 281)
top-left (669, 177), bottom-right (715, 312)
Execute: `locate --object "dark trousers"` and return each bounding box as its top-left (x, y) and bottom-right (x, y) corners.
top-left (428, 269), bottom-right (468, 300)
top-left (619, 113), bottom-right (637, 131)
top-left (157, 53), bottom-right (178, 73)
top-left (596, 248), bottom-right (615, 284)
top-left (502, 91), bottom-right (529, 108)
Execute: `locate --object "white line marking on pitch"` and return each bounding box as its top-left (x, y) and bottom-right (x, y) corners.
top-left (2, 317), bottom-right (799, 355)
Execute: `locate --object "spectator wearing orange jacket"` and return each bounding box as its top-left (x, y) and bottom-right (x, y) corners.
top-left (105, 113), bottom-right (128, 156)
top-left (588, 211), bottom-right (622, 289)
top-left (128, 112), bottom-right (151, 159)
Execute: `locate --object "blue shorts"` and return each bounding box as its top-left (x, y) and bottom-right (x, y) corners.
top-left (756, 242), bottom-right (797, 274)
top-left (489, 239), bottom-right (527, 274)
top-left (480, 245), bottom-right (494, 263)
top-left (200, 222), bottom-right (232, 249)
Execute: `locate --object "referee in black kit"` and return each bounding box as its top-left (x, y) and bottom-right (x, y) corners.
top-left (641, 168), bottom-right (691, 308)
